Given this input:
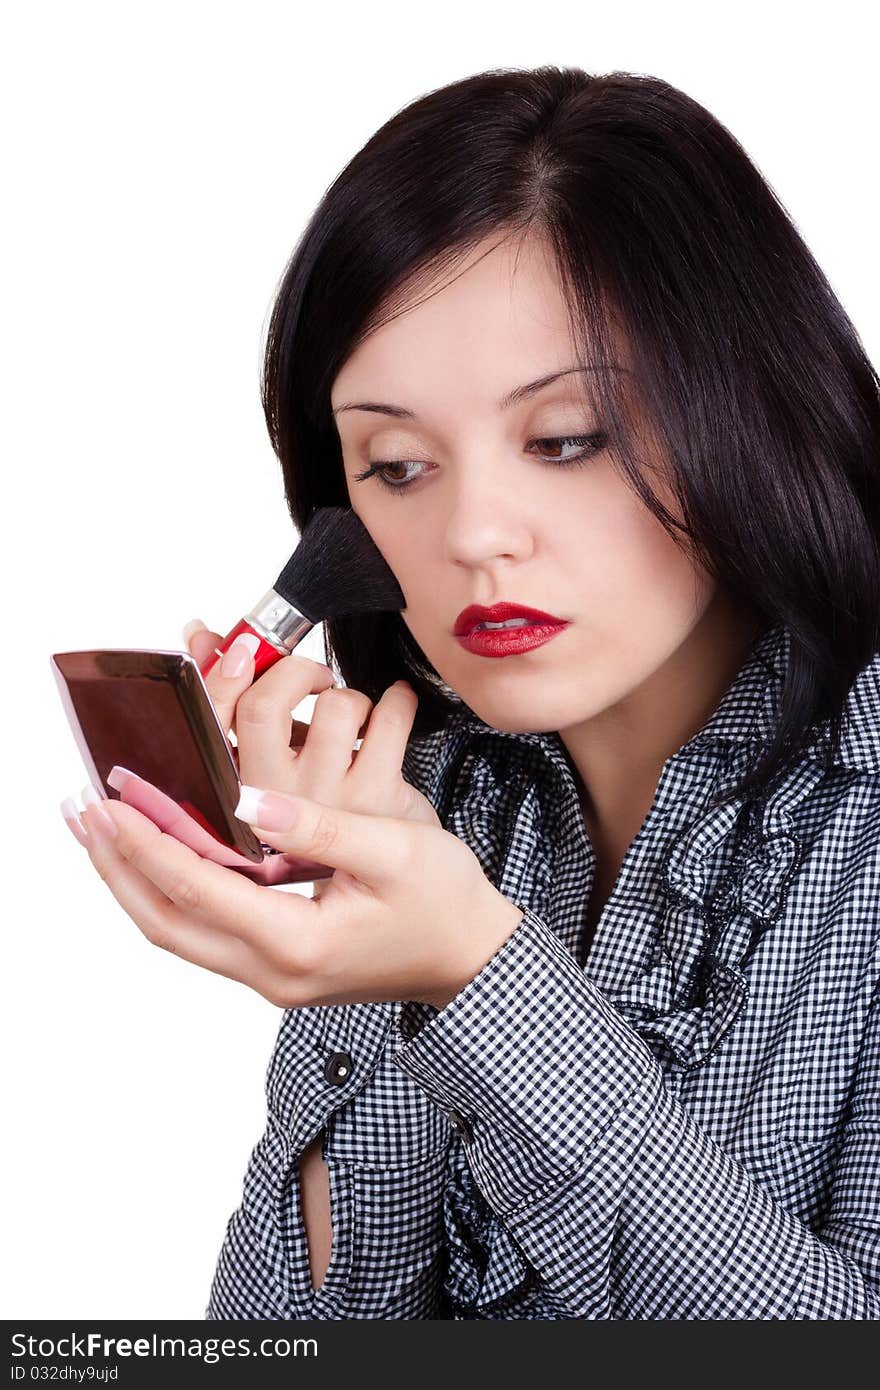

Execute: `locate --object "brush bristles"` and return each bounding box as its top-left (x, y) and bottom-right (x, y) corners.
top-left (272, 507), bottom-right (406, 622)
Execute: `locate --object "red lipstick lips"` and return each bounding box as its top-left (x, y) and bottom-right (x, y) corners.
top-left (453, 602), bottom-right (570, 659)
top-left (453, 602), bottom-right (566, 635)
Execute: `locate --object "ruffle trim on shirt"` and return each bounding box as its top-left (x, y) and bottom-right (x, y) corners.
top-left (439, 1133), bottom-right (538, 1313)
top-left (440, 725), bottom-right (816, 1074)
top-left (455, 726), bottom-right (828, 1078)
top-left (429, 726), bottom-right (814, 1075)
top-left (603, 758), bottom-right (824, 1072)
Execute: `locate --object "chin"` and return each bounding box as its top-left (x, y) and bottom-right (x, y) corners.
top-left (470, 696), bottom-right (568, 737)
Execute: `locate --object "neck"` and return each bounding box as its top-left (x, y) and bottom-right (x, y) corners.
top-left (560, 594), bottom-right (766, 862)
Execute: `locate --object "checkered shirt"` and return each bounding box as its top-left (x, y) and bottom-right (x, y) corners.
top-left (205, 621), bottom-right (880, 1319)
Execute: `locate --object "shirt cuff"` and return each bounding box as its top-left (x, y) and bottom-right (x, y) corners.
top-left (390, 903), bottom-right (657, 1217)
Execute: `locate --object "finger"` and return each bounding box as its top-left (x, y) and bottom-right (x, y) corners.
top-left (82, 796), bottom-right (326, 989)
top-left (80, 800), bottom-right (264, 987)
top-left (289, 715), bottom-right (368, 751)
top-left (183, 619), bottom-right (223, 670)
top-left (235, 653), bottom-right (336, 791)
top-left (345, 681), bottom-right (418, 791)
top-left (182, 621), bottom-right (249, 758)
top-left (199, 632), bottom-right (262, 738)
top-left (81, 795), bottom-right (303, 950)
top-left (291, 685), bottom-right (374, 798)
top-left (235, 786), bottom-right (420, 891)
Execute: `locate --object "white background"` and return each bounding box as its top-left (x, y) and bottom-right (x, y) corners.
top-left (3, 0), bottom-right (878, 1318)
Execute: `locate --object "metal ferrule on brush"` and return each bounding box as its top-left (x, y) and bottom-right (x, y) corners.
top-left (245, 588), bottom-right (315, 653)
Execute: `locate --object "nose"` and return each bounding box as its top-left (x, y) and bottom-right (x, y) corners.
top-left (442, 451), bottom-right (536, 568)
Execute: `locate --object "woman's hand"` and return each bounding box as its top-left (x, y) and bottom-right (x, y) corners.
top-left (69, 789), bottom-right (525, 1011)
top-left (184, 619), bottom-right (442, 834)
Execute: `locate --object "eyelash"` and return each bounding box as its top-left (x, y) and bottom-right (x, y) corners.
top-left (351, 433), bottom-right (609, 495)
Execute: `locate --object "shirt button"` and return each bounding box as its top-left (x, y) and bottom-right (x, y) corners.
top-left (448, 1109), bottom-right (473, 1139)
top-left (323, 1051), bottom-right (353, 1086)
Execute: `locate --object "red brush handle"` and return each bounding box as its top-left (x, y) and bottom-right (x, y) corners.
top-left (198, 618), bottom-right (288, 680)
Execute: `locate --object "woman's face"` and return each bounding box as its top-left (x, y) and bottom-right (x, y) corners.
top-left (330, 232), bottom-right (717, 736)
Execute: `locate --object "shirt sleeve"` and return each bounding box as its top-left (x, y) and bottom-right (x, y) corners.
top-left (391, 905), bottom-right (880, 1319)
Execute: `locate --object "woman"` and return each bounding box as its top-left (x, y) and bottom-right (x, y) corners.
top-left (64, 67), bottom-right (880, 1318)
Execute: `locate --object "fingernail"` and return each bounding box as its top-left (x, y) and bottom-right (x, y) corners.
top-left (81, 783), bottom-right (118, 838)
top-left (60, 797), bottom-right (89, 847)
top-left (235, 784), bottom-right (298, 832)
top-left (220, 632), bottom-right (260, 678)
top-left (183, 618), bottom-right (207, 646)
top-left (107, 765), bottom-right (136, 794)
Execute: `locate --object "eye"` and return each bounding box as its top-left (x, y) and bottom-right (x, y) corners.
top-left (528, 434), bottom-right (607, 464)
top-left (352, 432), bottom-right (608, 495)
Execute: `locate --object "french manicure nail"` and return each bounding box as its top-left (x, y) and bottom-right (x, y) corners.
top-left (81, 784), bottom-right (118, 838)
top-left (106, 765), bottom-right (136, 794)
top-left (60, 798), bottom-right (89, 847)
top-left (183, 618), bottom-right (207, 645)
top-left (235, 784), bottom-right (298, 832)
top-left (220, 632), bottom-right (261, 678)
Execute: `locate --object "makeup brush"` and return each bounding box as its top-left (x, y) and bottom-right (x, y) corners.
top-left (198, 506), bottom-right (405, 679)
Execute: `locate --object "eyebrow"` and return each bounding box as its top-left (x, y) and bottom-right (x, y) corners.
top-left (331, 364), bottom-right (620, 419)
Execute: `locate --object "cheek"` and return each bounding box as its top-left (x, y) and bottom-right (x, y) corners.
top-left (353, 504), bottom-right (432, 605)
top-left (565, 484), bottom-right (711, 628)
